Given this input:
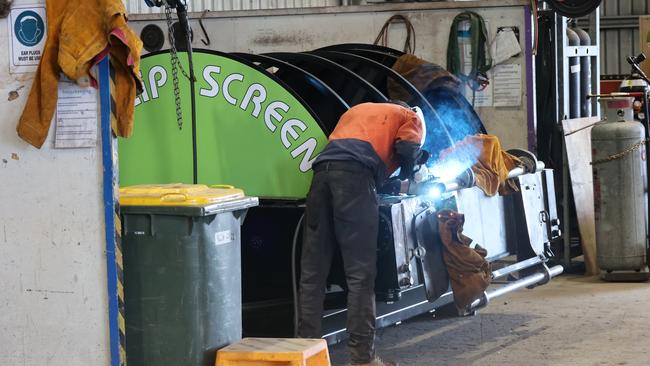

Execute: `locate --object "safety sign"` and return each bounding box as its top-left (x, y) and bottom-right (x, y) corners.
top-left (8, 5), bottom-right (47, 73)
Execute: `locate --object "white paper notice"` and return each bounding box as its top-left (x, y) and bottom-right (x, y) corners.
top-left (493, 64), bottom-right (522, 107)
top-left (491, 28), bottom-right (522, 66)
top-left (54, 76), bottom-right (98, 148)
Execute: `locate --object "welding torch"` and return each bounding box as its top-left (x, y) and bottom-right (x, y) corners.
top-left (410, 149), bottom-right (545, 199)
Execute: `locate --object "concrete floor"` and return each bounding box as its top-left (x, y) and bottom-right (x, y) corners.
top-left (329, 275), bottom-right (650, 366)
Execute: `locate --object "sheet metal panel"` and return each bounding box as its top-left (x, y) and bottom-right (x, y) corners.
top-left (455, 187), bottom-right (510, 260)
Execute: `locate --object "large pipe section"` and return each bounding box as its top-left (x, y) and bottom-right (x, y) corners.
top-left (430, 160), bottom-right (546, 196)
top-left (490, 255), bottom-right (545, 280)
top-left (470, 264), bottom-right (564, 311)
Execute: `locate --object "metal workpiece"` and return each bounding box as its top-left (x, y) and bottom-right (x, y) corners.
top-left (241, 167), bottom-right (565, 344)
top-left (314, 139), bottom-right (561, 340)
top-left (470, 264), bottom-right (564, 311)
top-left (376, 196), bottom-right (432, 301)
top-left (412, 201), bottom-right (449, 302)
top-left (421, 158), bottom-right (546, 198)
top-left (507, 148), bottom-right (544, 174)
top-left (490, 255), bottom-right (546, 280)
top-left (507, 160), bottom-right (546, 179)
top-left (456, 168), bottom-right (562, 262)
top-left (541, 169), bottom-right (562, 243)
top-left (515, 173), bottom-right (552, 256)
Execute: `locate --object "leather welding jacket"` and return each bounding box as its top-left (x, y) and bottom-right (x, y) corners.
top-left (313, 102), bottom-right (424, 183)
top-left (16, 0), bottom-right (142, 148)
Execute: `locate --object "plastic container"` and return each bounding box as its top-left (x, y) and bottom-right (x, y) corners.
top-left (120, 184), bottom-right (258, 366)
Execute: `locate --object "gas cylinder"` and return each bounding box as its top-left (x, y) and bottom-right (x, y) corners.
top-left (619, 76), bottom-right (650, 126)
top-left (571, 25), bottom-right (592, 117)
top-left (591, 97), bottom-right (648, 276)
top-left (567, 28), bottom-right (581, 119)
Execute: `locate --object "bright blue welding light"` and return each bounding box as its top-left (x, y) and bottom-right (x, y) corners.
top-left (429, 160), bottom-right (469, 182)
top-left (428, 185), bottom-right (444, 199)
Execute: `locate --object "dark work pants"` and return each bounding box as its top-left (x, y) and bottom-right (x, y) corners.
top-left (298, 161), bottom-right (379, 364)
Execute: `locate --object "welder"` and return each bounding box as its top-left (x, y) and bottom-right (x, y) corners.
top-left (298, 101), bottom-right (428, 366)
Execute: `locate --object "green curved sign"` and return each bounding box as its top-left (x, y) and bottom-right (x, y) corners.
top-left (119, 51), bottom-right (327, 198)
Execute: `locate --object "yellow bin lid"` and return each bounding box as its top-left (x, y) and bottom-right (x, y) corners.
top-left (119, 184), bottom-right (245, 207)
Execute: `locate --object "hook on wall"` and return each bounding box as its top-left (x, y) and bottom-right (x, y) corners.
top-left (199, 9), bottom-right (211, 46)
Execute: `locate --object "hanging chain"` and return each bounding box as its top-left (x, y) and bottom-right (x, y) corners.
top-left (590, 139), bottom-right (647, 165)
top-left (165, 4), bottom-right (189, 130)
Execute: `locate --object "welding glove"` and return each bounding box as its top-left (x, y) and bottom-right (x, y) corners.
top-left (396, 142), bottom-right (430, 180)
top-left (413, 164), bottom-right (430, 184)
top-left (378, 177), bottom-right (402, 195)
top-left (417, 149), bottom-right (430, 165)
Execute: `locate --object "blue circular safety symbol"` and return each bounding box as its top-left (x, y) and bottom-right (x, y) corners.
top-left (14, 10), bottom-right (45, 47)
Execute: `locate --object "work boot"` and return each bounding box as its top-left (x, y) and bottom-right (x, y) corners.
top-left (349, 357), bottom-right (399, 366)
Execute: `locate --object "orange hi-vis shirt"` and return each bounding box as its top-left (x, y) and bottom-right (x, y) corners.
top-left (325, 103), bottom-right (424, 176)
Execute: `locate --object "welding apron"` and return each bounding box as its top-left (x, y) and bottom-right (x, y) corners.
top-left (17, 0), bottom-right (142, 148)
top-left (437, 209), bottom-right (491, 310)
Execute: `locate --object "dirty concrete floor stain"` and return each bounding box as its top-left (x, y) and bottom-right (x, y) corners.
top-left (328, 275), bottom-right (650, 366)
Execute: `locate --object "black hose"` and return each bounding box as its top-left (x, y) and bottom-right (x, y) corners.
top-left (291, 213), bottom-right (305, 337)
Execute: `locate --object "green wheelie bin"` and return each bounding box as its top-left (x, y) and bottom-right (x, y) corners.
top-left (119, 184), bottom-right (258, 366)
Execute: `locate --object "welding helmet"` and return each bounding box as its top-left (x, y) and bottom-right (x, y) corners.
top-left (411, 106), bottom-right (426, 147)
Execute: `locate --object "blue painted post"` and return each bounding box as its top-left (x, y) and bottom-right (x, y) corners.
top-left (98, 57), bottom-right (121, 366)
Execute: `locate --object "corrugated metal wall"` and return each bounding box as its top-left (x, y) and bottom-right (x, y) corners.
top-left (124, 0), bottom-right (339, 13)
top-left (600, 0), bottom-right (649, 75)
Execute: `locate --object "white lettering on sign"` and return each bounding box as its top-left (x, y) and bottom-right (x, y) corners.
top-left (291, 138), bottom-right (318, 172)
top-left (149, 66), bottom-right (168, 100)
top-left (138, 63), bottom-right (320, 174)
top-left (240, 83), bottom-right (267, 117)
top-left (200, 65), bottom-right (221, 97)
top-left (265, 101), bottom-right (290, 132)
top-left (281, 119), bottom-right (307, 148)
top-left (223, 73), bottom-right (244, 104)
top-left (135, 70), bottom-right (150, 106)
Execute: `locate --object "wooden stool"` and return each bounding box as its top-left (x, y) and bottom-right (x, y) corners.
top-left (216, 337), bottom-right (331, 366)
